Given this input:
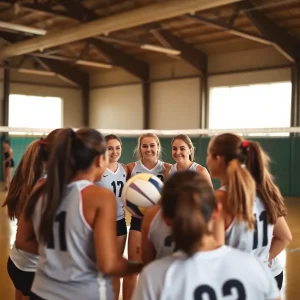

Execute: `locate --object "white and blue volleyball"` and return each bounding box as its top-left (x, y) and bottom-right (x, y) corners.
top-left (122, 173), bottom-right (163, 218)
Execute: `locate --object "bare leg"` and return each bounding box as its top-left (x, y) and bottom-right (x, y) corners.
top-left (122, 230), bottom-right (141, 300)
top-left (113, 234), bottom-right (127, 300)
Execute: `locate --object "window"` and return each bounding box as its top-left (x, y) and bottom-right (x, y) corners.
top-left (209, 82), bottom-right (292, 136)
top-left (9, 94), bottom-right (62, 133)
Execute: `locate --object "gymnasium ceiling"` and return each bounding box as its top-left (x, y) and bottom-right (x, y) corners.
top-left (0, 0), bottom-right (299, 86)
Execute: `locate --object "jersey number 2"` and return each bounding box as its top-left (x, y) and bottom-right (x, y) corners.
top-left (111, 181), bottom-right (124, 197)
top-left (47, 211), bottom-right (67, 252)
top-left (253, 211), bottom-right (268, 250)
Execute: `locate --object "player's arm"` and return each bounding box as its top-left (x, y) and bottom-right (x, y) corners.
top-left (86, 186), bottom-right (143, 277)
top-left (212, 190), bottom-right (227, 245)
top-left (15, 211), bottom-right (39, 254)
top-left (126, 162), bottom-right (135, 180)
top-left (163, 163), bottom-right (172, 180)
top-left (141, 205), bottom-right (159, 265)
top-left (269, 216), bottom-right (292, 261)
top-left (196, 165), bottom-right (213, 188)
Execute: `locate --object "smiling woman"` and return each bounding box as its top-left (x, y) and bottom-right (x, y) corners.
top-left (95, 134), bottom-right (128, 300)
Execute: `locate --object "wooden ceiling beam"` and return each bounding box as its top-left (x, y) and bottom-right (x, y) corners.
top-left (242, 0), bottom-right (300, 62)
top-left (0, 31), bottom-right (88, 87)
top-left (89, 38), bottom-right (149, 80)
top-left (154, 29), bottom-right (207, 74)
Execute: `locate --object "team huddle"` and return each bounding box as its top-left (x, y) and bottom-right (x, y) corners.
top-left (2, 129), bottom-right (292, 300)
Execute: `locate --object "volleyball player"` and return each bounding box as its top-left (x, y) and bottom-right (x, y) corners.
top-left (95, 134), bottom-right (127, 300)
top-left (167, 134), bottom-right (211, 183)
top-left (132, 171), bottom-right (280, 300)
top-left (16, 128), bottom-right (143, 300)
top-left (141, 171), bottom-right (202, 264)
top-left (3, 139), bottom-right (15, 191)
top-left (123, 133), bottom-right (170, 300)
top-left (206, 134), bottom-right (292, 286)
top-left (140, 134), bottom-right (212, 264)
top-left (3, 129), bottom-right (61, 300)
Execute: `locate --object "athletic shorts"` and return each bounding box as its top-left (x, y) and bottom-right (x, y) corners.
top-left (129, 216), bottom-right (142, 232)
top-left (7, 257), bottom-right (35, 297)
top-left (116, 218), bottom-right (127, 236)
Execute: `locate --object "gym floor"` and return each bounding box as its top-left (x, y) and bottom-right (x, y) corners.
top-left (0, 187), bottom-right (299, 300)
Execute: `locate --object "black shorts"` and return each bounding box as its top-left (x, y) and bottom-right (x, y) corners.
top-left (5, 159), bottom-right (14, 168)
top-left (275, 271), bottom-right (283, 290)
top-left (130, 216), bottom-right (142, 232)
top-left (30, 293), bottom-right (46, 300)
top-left (116, 218), bottom-right (127, 236)
top-left (7, 257), bottom-right (35, 296)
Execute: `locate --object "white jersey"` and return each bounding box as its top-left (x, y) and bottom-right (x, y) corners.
top-left (148, 209), bottom-right (174, 259)
top-left (270, 255), bottom-right (283, 277)
top-left (9, 174), bottom-right (47, 272)
top-left (168, 162), bottom-right (199, 177)
top-left (220, 186), bottom-right (274, 265)
top-left (131, 160), bottom-right (165, 182)
top-left (95, 164), bottom-right (126, 221)
top-left (132, 246), bottom-right (279, 300)
top-left (31, 180), bottom-right (113, 300)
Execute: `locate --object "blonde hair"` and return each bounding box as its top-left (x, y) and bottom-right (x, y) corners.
top-left (134, 133), bottom-right (162, 160)
top-left (209, 133), bottom-right (256, 229)
top-left (172, 134), bottom-right (195, 161)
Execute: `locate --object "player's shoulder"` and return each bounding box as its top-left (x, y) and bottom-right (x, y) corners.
top-left (121, 163), bottom-right (128, 174)
top-left (82, 184), bottom-right (115, 206)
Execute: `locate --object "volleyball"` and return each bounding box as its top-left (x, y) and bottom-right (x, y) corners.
top-left (122, 173), bottom-right (163, 218)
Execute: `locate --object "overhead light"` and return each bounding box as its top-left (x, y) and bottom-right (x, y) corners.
top-left (0, 21), bottom-right (47, 36)
top-left (140, 44), bottom-right (181, 55)
top-left (18, 68), bottom-right (55, 76)
top-left (76, 59), bottom-right (113, 69)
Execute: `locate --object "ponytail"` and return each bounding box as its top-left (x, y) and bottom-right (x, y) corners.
top-left (246, 142), bottom-right (287, 223)
top-left (38, 128), bottom-right (75, 243)
top-left (3, 140), bottom-right (44, 220)
top-left (172, 188), bottom-right (210, 256)
top-left (160, 171), bottom-right (216, 256)
top-left (226, 159), bottom-right (256, 229)
top-left (25, 127), bottom-right (107, 244)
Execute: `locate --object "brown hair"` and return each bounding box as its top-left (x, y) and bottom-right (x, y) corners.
top-left (161, 170), bottom-right (216, 256)
top-left (172, 134), bottom-right (195, 161)
top-left (2, 129), bottom-right (61, 220)
top-left (245, 141), bottom-right (287, 223)
top-left (209, 133), bottom-right (256, 229)
top-left (134, 133), bottom-right (161, 160)
top-left (24, 128), bottom-right (107, 244)
top-left (105, 134), bottom-right (122, 145)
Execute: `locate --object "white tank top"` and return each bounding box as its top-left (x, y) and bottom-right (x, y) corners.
top-left (132, 246), bottom-right (279, 300)
top-left (9, 174), bottom-right (48, 272)
top-left (148, 209), bottom-right (174, 259)
top-left (168, 162), bottom-right (199, 177)
top-left (31, 180), bottom-right (113, 300)
top-left (131, 160), bottom-right (165, 182)
top-left (95, 163), bottom-right (126, 221)
top-left (220, 186), bottom-right (274, 265)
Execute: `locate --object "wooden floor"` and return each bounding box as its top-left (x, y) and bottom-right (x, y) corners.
top-left (0, 190), bottom-right (299, 300)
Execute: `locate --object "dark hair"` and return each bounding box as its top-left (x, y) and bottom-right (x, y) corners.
top-left (209, 133), bottom-right (256, 229)
top-left (2, 129), bottom-right (62, 220)
top-left (25, 128), bottom-right (106, 244)
top-left (105, 134), bottom-right (122, 145)
top-left (245, 141), bottom-right (287, 223)
top-left (3, 139), bottom-right (10, 145)
top-left (161, 170), bottom-right (216, 256)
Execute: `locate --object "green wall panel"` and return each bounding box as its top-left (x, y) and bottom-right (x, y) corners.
top-left (3, 135), bottom-right (300, 197)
